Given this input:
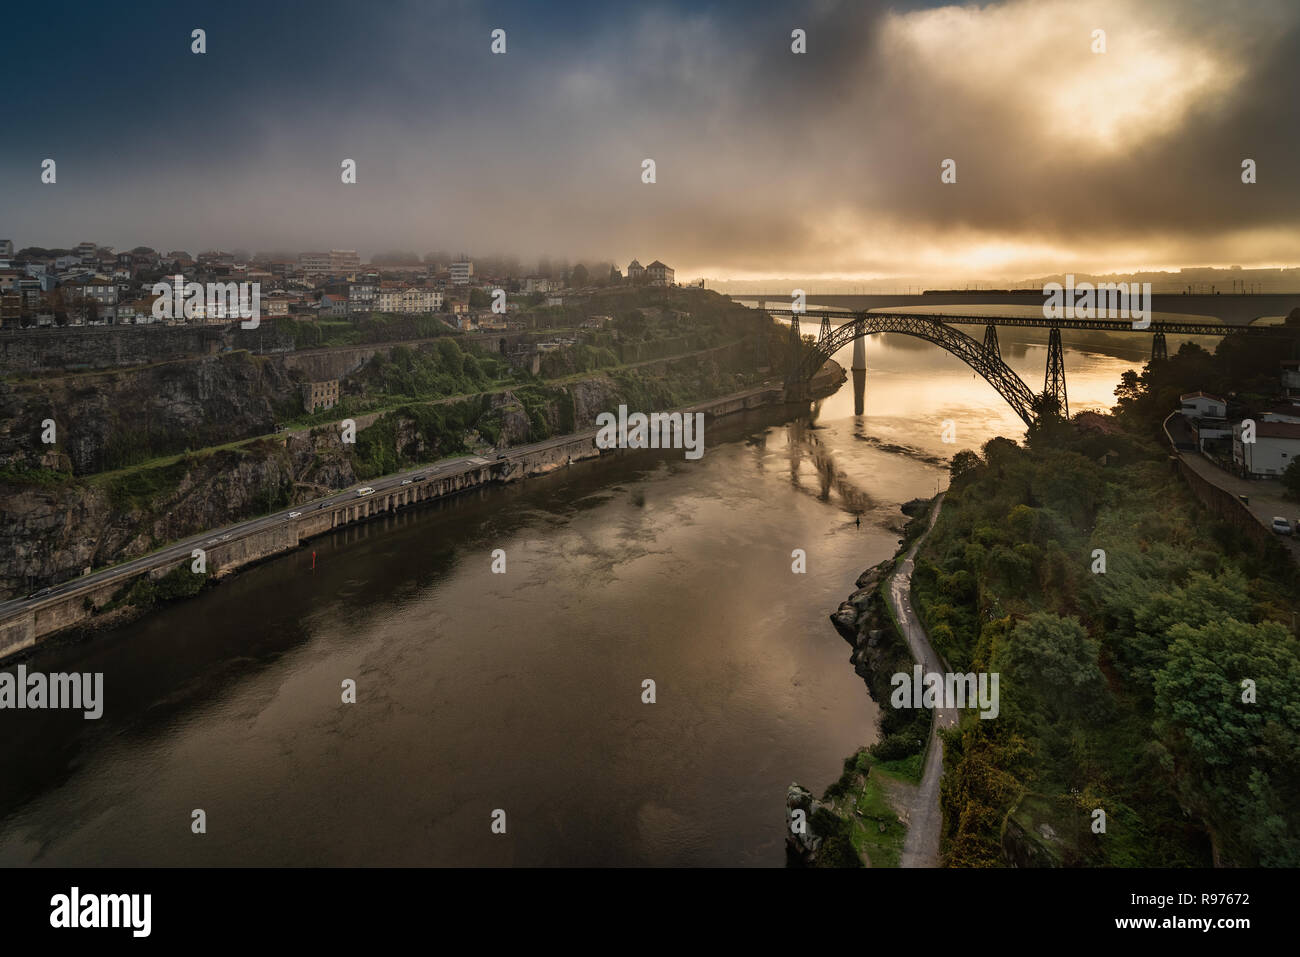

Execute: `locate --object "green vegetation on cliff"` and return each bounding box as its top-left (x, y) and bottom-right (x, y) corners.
top-left (915, 423), bottom-right (1299, 867)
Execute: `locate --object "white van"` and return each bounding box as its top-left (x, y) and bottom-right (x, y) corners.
top-left (356, 486), bottom-right (376, 497)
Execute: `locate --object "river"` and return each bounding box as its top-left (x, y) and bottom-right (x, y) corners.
top-left (0, 326), bottom-right (1147, 866)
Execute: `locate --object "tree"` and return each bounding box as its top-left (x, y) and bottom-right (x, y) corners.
top-left (994, 613), bottom-right (1110, 723)
top-left (1283, 458), bottom-right (1300, 500)
top-left (949, 449), bottom-right (983, 483)
top-left (1154, 617), bottom-right (1300, 865)
top-left (1118, 569), bottom-right (1253, 686)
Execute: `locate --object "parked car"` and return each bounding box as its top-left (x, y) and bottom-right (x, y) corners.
top-left (1272, 516), bottom-right (1293, 535)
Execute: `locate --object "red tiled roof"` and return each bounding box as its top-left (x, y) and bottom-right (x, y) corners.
top-left (1258, 421), bottom-right (1300, 439)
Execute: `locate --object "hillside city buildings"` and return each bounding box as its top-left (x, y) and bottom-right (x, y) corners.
top-left (0, 241), bottom-right (678, 331)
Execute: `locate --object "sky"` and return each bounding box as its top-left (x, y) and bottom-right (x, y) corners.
top-left (3, 0), bottom-right (1299, 283)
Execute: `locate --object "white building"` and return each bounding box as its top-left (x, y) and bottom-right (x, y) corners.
top-left (376, 286), bottom-right (443, 314)
top-left (450, 261), bottom-right (474, 285)
top-left (1233, 421), bottom-right (1300, 477)
top-left (299, 252), bottom-right (336, 276)
top-left (1179, 391), bottom-right (1226, 418)
top-left (329, 250), bottom-right (360, 275)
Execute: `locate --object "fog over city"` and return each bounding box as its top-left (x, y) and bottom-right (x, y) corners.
top-left (4, 0), bottom-right (1299, 281)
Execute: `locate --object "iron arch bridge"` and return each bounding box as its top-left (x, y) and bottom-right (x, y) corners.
top-left (783, 312), bottom-right (1048, 427)
top-left (766, 307), bottom-right (1288, 428)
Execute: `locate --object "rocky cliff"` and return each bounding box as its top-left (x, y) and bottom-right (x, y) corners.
top-left (0, 342), bottom-right (770, 599)
top-left (0, 351), bottom-right (303, 476)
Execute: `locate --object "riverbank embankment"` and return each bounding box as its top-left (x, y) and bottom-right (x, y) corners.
top-left (0, 373), bottom-right (840, 662)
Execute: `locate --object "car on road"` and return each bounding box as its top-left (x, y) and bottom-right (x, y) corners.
top-left (219, 534), bottom-right (231, 541)
top-left (401, 479), bottom-right (413, 486)
top-left (28, 587), bottom-right (52, 600)
top-left (497, 453), bottom-right (509, 460)
top-left (356, 487), bottom-right (375, 496)
top-left (288, 511), bottom-right (302, 519)
top-left (412, 474), bottom-right (426, 482)
top-left (317, 503), bottom-right (329, 510)
top-left (206, 538), bottom-right (219, 546)
top-left (1272, 516), bottom-right (1293, 535)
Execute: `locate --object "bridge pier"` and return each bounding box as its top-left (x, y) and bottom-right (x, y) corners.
top-left (1044, 327), bottom-right (1069, 419)
top-left (852, 335), bottom-right (867, 414)
top-left (784, 312), bottom-right (803, 389)
top-left (982, 324), bottom-right (1000, 358)
top-left (1151, 331), bottom-right (1167, 361)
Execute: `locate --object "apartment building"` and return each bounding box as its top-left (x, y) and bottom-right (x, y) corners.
top-left (348, 280), bottom-right (378, 311)
top-left (329, 250), bottom-right (360, 274)
top-left (299, 252), bottom-right (331, 276)
top-left (376, 285), bottom-right (443, 313)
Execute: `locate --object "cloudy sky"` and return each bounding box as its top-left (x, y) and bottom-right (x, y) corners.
top-left (4, 0), bottom-right (1298, 282)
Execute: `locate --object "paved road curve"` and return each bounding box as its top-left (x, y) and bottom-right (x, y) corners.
top-left (887, 493), bottom-right (956, 869)
top-left (0, 435), bottom-right (581, 622)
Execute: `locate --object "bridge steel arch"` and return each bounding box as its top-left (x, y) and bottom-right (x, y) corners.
top-left (792, 314), bottom-right (1041, 427)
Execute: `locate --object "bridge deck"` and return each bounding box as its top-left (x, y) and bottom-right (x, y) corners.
top-left (760, 308), bottom-right (1287, 337)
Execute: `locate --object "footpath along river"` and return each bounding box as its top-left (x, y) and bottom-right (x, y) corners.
top-left (0, 328), bottom-right (1142, 865)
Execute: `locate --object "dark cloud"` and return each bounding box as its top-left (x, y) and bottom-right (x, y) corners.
top-left (2, 0), bottom-right (1297, 280)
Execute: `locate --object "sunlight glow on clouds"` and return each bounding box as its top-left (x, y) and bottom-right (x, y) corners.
top-left (881, 0), bottom-right (1241, 154)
